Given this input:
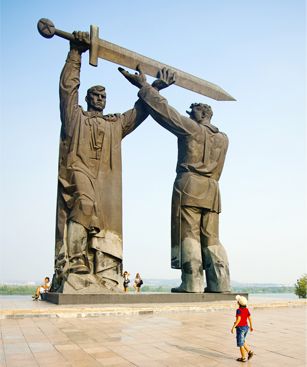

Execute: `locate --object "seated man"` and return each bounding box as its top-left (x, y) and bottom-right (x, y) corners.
top-left (32, 277), bottom-right (50, 300)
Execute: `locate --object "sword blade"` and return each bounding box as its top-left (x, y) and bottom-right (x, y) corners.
top-left (96, 39), bottom-right (235, 101)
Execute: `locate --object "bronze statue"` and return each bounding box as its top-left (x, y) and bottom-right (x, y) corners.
top-left (119, 67), bottom-right (231, 293)
top-left (38, 19), bottom-right (235, 294)
top-left (53, 32), bottom-right (147, 293)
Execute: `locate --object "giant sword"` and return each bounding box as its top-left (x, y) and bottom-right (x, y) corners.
top-left (37, 18), bottom-right (235, 101)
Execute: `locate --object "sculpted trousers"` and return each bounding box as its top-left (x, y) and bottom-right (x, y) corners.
top-left (67, 220), bottom-right (90, 273)
top-left (69, 171), bottom-right (100, 231)
top-left (66, 221), bottom-right (122, 290)
top-left (180, 206), bottom-right (230, 292)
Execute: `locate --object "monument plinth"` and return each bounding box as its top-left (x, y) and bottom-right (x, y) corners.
top-left (45, 292), bottom-right (248, 305)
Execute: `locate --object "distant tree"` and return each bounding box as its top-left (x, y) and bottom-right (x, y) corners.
top-left (294, 274), bottom-right (307, 299)
top-left (0, 285), bottom-right (36, 295)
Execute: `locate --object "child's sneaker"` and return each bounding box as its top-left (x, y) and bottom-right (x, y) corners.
top-left (236, 357), bottom-right (247, 362)
top-left (32, 295), bottom-right (39, 301)
top-left (248, 351), bottom-right (254, 359)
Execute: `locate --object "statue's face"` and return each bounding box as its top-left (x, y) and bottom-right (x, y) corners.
top-left (87, 89), bottom-right (106, 112)
top-left (189, 105), bottom-right (204, 123)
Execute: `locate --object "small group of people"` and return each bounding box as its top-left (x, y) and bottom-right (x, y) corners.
top-left (122, 271), bottom-right (143, 292)
top-left (32, 276), bottom-right (50, 301)
top-left (33, 273), bottom-right (143, 296)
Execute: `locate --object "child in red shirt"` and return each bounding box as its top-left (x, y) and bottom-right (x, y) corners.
top-left (231, 295), bottom-right (254, 362)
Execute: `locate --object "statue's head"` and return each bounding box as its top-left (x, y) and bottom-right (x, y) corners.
top-left (186, 103), bottom-right (213, 123)
top-left (86, 85), bottom-right (106, 112)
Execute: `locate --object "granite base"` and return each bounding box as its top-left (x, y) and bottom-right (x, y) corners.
top-left (45, 292), bottom-right (248, 305)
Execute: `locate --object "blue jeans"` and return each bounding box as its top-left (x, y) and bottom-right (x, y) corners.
top-left (236, 326), bottom-right (249, 347)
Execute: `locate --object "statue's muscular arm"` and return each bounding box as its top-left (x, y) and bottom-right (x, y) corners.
top-left (120, 99), bottom-right (149, 138)
top-left (119, 66), bottom-right (200, 137)
top-left (138, 86), bottom-right (201, 137)
top-left (59, 32), bottom-right (89, 136)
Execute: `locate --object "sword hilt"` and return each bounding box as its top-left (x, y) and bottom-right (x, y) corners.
top-left (37, 18), bottom-right (99, 67)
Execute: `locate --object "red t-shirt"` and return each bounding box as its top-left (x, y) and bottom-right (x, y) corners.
top-left (236, 307), bottom-right (250, 327)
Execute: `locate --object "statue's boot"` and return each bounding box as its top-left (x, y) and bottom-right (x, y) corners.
top-left (203, 244), bottom-right (230, 292)
top-left (172, 238), bottom-right (204, 293)
top-left (171, 285), bottom-right (189, 293)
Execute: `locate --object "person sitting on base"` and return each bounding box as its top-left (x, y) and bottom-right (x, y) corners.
top-left (32, 277), bottom-right (50, 301)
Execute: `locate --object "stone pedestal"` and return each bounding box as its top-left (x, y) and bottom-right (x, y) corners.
top-left (45, 292), bottom-right (248, 305)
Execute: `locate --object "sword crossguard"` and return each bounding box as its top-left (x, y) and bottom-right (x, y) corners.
top-left (89, 25), bottom-right (99, 67)
top-left (37, 18), bottom-right (99, 67)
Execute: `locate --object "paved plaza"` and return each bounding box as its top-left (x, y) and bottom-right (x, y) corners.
top-left (0, 296), bottom-right (306, 367)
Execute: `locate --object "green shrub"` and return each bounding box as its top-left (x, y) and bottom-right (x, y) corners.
top-left (294, 274), bottom-right (307, 299)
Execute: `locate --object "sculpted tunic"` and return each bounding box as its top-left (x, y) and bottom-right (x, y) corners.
top-left (55, 50), bottom-right (147, 273)
top-left (138, 85), bottom-right (228, 269)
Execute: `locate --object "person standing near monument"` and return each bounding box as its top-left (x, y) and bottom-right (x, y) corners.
top-left (133, 273), bottom-right (143, 292)
top-left (231, 295), bottom-right (254, 362)
top-left (122, 271), bottom-right (130, 292)
top-left (119, 67), bottom-right (231, 293)
top-left (53, 32), bottom-right (148, 293)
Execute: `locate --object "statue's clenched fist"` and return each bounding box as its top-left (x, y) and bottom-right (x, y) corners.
top-left (70, 31), bottom-right (90, 53)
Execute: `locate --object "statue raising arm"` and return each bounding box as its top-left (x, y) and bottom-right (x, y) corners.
top-left (119, 66), bottom-right (149, 138)
top-left (118, 67), bottom-right (202, 137)
top-left (59, 32), bottom-right (89, 137)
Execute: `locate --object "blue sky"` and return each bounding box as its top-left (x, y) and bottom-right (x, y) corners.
top-left (0, 0), bottom-right (305, 284)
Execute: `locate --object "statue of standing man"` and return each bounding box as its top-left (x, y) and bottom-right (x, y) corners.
top-left (52, 32), bottom-right (147, 293)
top-left (119, 67), bottom-right (231, 293)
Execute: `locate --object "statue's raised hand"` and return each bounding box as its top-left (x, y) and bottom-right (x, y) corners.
top-left (152, 68), bottom-right (176, 91)
top-left (70, 31), bottom-right (90, 53)
top-left (118, 65), bottom-right (147, 88)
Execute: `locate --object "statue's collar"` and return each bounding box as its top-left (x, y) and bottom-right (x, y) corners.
top-left (83, 110), bottom-right (103, 118)
top-left (201, 122), bottom-right (219, 133)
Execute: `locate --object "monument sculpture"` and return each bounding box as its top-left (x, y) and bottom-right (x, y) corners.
top-left (119, 68), bottom-right (231, 293)
top-left (47, 30), bottom-right (147, 293)
top-left (37, 19), bottom-right (235, 295)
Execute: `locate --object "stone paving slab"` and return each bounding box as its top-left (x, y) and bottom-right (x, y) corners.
top-left (0, 304), bottom-right (306, 367)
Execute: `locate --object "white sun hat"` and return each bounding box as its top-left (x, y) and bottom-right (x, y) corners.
top-left (235, 294), bottom-right (248, 306)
